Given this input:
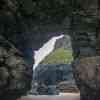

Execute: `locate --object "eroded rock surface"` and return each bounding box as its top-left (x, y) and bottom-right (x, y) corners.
top-left (0, 0), bottom-right (99, 100)
top-left (0, 35), bottom-right (32, 100)
top-left (72, 56), bottom-right (100, 100)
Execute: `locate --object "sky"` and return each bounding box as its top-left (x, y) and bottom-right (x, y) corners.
top-left (33, 34), bottom-right (64, 70)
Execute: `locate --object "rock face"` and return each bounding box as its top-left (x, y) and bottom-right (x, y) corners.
top-left (71, 0), bottom-right (98, 100)
top-left (35, 64), bottom-right (74, 84)
top-left (0, 35), bottom-right (32, 100)
top-left (58, 81), bottom-right (79, 93)
top-left (0, 0), bottom-right (99, 100)
top-left (72, 56), bottom-right (100, 100)
top-left (55, 35), bottom-right (72, 50)
top-left (32, 64), bottom-right (78, 95)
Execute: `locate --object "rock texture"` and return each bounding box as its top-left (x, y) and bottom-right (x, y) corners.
top-left (0, 35), bottom-right (32, 100)
top-left (31, 64), bottom-right (78, 95)
top-left (35, 64), bottom-right (74, 84)
top-left (72, 56), bottom-right (100, 100)
top-left (58, 81), bottom-right (79, 93)
top-left (55, 35), bottom-right (72, 50)
top-left (71, 0), bottom-right (98, 100)
top-left (0, 0), bottom-right (99, 100)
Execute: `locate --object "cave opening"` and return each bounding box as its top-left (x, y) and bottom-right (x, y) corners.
top-left (29, 33), bottom-right (79, 95)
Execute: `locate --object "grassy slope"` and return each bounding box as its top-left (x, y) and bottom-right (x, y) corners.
top-left (41, 48), bottom-right (73, 64)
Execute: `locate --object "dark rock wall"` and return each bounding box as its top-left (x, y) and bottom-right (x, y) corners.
top-left (0, 0), bottom-right (99, 99)
top-left (71, 0), bottom-right (97, 58)
top-left (0, 0), bottom-right (97, 58)
top-left (71, 0), bottom-right (99, 99)
top-left (35, 64), bottom-right (74, 84)
top-left (0, 35), bottom-right (32, 100)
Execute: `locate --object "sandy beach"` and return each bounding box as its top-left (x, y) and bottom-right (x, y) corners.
top-left (19, 93), bottom-right (80, 100)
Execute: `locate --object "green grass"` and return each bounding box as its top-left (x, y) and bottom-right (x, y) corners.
top-left (41, 48), bottom-right (73, 64)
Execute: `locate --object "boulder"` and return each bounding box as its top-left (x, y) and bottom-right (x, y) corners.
top-left (0, 35), bottom-right (32, 100)
top-left (72, 56), bottom-right (100, 100)
top-left (0, 0), bottom-right (99, 99)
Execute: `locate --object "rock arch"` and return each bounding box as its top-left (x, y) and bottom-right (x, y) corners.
top-left (0, 0), bottom-right (99, 100)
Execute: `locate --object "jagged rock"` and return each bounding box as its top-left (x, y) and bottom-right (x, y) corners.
top-left (72, 56), bottom-right (100, 100)
top-left (0, 36), bottom-right (32, 100)
top-left (35, 64), bottom-right (74, 85)
top-left (31, 64), bottom-right (77, 95)
top-left (0, 0), bottom-right (99, 99)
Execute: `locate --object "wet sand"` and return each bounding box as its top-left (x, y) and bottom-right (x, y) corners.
top-left (19, 93), bottom-right (80, 100)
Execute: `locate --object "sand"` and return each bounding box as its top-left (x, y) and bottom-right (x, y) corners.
top-left (18, 93), bottom-right (80, 100)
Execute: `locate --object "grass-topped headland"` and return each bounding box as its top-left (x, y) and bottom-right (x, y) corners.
top-left (41, 48), bottom-right (73, 64)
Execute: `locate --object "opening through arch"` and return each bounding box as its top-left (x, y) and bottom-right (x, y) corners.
top-left (30, 33), bottom-right (79, 95)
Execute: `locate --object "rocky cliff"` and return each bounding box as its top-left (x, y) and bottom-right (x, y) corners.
top-left (33, 64), bottom-right (79, 94)
top-left (0, 35), bottom-right (32, 100)
top-left (0, 0), bottom-right (99, 100)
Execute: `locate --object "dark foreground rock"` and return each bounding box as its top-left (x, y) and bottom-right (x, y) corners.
top-left (0, 35), bottom-right (32, 100)
top-left (72, 56), bottom-right (100, 100)
top-left (0, 0), bottom-right (99, 100)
